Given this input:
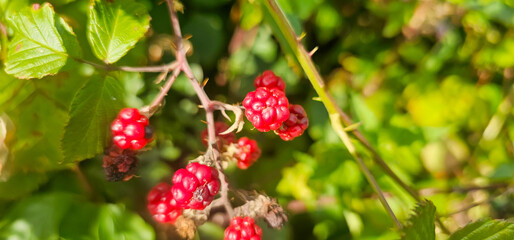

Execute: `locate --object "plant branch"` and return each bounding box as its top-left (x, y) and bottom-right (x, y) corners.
top-left (165, 0), bottom-right (234, 217)
top-left (330, 114), bottom-right (402, 229)
top-left (261, 0), bottom-right (454, 233)
top-left (145, 68), bottom-right (180, 115)
top-left (329, 94), bottom-right (421, 201)
top-left (261, 0), bottom-right (402, 229)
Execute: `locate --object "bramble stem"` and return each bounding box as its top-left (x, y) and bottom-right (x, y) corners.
top-left (330, 114), bottom-right (402, 229)
top-left (165, 0), bottom-right (234, 217)
top-left (147, 68), bottom-right (180, 115)
top-left (261, 0), bottom-right (406, 229)
top-left (260, 0), bottom-right (451, 233)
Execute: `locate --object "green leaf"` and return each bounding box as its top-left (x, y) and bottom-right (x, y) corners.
top-left (4, 3), bottom-right (81, 79)
top-left (449, 219), bottom-right (514, 240)
top-left (96, 204), bottom-right (154, 240)
top-left (0, 0), bottom-right (28, 19)
top-left (0, 193), bottom-right (154, 240)
top-left (0, 172), bottom-right (47, 200)
top-left (0, 193), bottom-right (75, 240)
top-left (87, 0), bottom-right (150, 63)
top-left (401, 200), bottom-right (436, 240)
top-left (61, 75), bottom-right (124, 163)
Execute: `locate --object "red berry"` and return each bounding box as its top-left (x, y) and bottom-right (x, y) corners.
top-left (171, 163), bottom-right (220, 210)
top-left (235, 137), bottom-right (261, 169)
top-left (118, 108), bottom-right (140, 122)
top-left (254, 70), bottom-right (285, 92)
top-left (275, 104), bottom-right (309, 141)
top-left (224, 216), bottom-right (262, 240)
top-left (243, 87), bottom-right (290, 132)
top-left (124, 123), bottom-right (145, 139)
top-left (111, 108), bottom-right (151, 150)
top-left (201, 122), bottom-right (237, 149)
top-left (147, 182), bottom-right (182, 224)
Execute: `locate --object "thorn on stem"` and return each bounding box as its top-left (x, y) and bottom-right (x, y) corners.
top-left (308, 47), bottom-right (318, 57)
top-left (202, 78), bottom-right (209, 87)
top-left (297, 32), bottom-right (306, 42)
top-left (154, 71), bottom-right (169, 84)
top-left (344, 122), bottom-right (361, 132)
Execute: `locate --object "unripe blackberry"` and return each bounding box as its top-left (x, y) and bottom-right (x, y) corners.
top-left (224, 216), bottom-right (262, 240)
top-left (275, 104), bottom-right (309, 141)
top-left (147, 182), bottom-right (182, 224)
top-left (254, 70), bottom-right (285, 92)
top-left (243, 87), bottom-right (290, 132)
top-left (111, 108), bottom-right (152, 150)
top-left (171, 163), bottom-right (220, 210)
top-left (234, 137), bottom-right (261, 169)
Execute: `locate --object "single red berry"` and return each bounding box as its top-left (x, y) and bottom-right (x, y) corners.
top-left (201, 122), bottom-right (237, 149)
top-left (224, 216), bottom-right (262, 240)
top-left (275, 104), bottom-right (309, 141)
top-left (147, 182), bottom-right (182, 224)
top-left (171, 163), bottom-right (220, 210)
top-left (111, 108), bottom-right (151, 150)
top-left (254, 70), bottom-right (285, 92)
top-left (243, 87), bottom-right (290, 132)
top-left (234, 137), bottom-right (261, 169)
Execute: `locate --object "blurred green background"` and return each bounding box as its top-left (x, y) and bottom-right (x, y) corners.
top-left (0, 0), bottom-right (513, 239)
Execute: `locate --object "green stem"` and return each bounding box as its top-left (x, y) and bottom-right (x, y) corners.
top-left (330, 114), bottom-right (402, 229)
top-left (260, 0), bottom-right (402, 229)
top-left (0, 21), bottom-right (8, 61)
top-left (259, 0), bottom-right (451, 233)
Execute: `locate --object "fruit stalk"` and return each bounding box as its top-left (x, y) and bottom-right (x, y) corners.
top-left (165, 0), bottom-right (234, 217)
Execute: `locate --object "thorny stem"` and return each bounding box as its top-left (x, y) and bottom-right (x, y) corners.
top-left (262, 0), bottom-right (403, 230)
top-left (165, 0), bottom-right (234, 217)
top-left (261, 0), bottom-right (456, 233)
top-left (330, 114), bottom-right (402, 229)
top-left (330, 94), bottom-right (421, 200)
top-left (147, 68), bottom-right (181, 115)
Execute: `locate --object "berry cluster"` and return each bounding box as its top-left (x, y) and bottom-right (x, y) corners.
top-left (147, 183), bottom-right (182, 224)
top-left (243, 87), bottom-right (290, 132)
top-left (171, 162), bottom-right (220, 210)
top-left (234, 137), bottom-right (261, 169)
top-left (111, 108), bottom-right (153, 150)
top-left (244, 71), bottom-right (308, 140)
top-left (224, 216), bottom-right (262, 240)
top-left (146, 163), bottom-right (220, 224)
top-left (275, 104), bottom-right (309, 141)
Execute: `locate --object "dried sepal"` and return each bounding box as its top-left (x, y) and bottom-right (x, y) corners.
top-left (233, 192), bottom-right (288, 229)
top-left (102, 144), bottom-right (138, 182)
